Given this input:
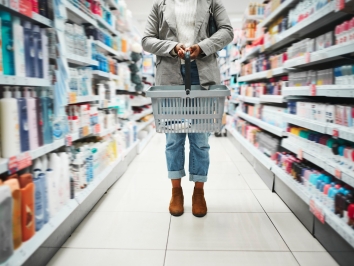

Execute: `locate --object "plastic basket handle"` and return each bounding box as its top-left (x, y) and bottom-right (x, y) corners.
top-left (185, 51), bottom-right (191, 95)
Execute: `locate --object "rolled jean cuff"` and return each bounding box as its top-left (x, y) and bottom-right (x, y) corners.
top-left (168, 169), bottom-right (186, 179)
top-left (189, 174), bottom-right (208, 182)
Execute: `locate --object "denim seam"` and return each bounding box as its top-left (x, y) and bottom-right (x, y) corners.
top-left (168, 169), bottom-right (186, 179)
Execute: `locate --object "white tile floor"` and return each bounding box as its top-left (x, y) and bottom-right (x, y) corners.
top-left (48, 134), bottom-right (339, 266)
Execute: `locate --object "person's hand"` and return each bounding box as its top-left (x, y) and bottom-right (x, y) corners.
top-left (174, 43), bottom-right (186, 59)
top-left (186, 44), bottom-right (203, 59)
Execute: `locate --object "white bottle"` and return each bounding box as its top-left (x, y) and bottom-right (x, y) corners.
top-left (59, 152), bottom-right (70, 205)
top-left (49, 153), bottom-right (61, 213)
top-left (24, 88), bottom-right (39, 150)
top-left (0, 87), bottom-right (21, 158)
top-left (12, 17), bottom-right (25, 77)
top-left (41, 154), bottom-right (48, 171)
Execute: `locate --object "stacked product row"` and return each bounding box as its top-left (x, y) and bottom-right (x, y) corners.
top-left (0, 0), bottom-right (51, 18)
top-left (0, 87), bottom-right (53, 158)
top-left (287, 101), bottom-right (354, 126)
top-left (288, 65), bottom-right (354, 87)
top-left (240, 77), bottom-right (287, 97)
top-left (236, 118), bottom-right (281, 158)
top-left (0, 129), bottom-right (136, 264)
top-left (240, 103), bottom-right (287, 129)
top-left (0, 11), bottom-right (51, 78)
top-left (273, 152), bottom-right (354, 226)
top-left (264, 0), bottom-right (332, 46)
top-left (240, 52), bottom-right (287, 76)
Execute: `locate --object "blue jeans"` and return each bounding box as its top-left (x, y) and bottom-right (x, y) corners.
top-left (165, 61), bottom-right (210, 182)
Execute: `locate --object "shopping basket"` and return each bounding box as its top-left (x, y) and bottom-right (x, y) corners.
top-left (145, 51), bottom-right (230, 133)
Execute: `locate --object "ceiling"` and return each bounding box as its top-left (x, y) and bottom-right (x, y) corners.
top-left (126, 0), bottom-right (251, 35)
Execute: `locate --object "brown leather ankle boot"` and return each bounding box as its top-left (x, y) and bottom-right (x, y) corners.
top-left (169, 187), bottom-right (184, 216)
top-left (192, 188), bottom-right (207, 217)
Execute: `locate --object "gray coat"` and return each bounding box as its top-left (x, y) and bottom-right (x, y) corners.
top-left (142, 0), bottom-right (234, 88)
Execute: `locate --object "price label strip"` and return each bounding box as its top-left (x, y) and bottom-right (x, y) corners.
top-left (310, 199), bottom-right (326, 224)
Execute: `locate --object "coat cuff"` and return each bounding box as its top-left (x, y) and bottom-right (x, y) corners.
top-left (198, 40), bottom-right (212, 57)
top-left (167, 41), bottom-right (179, 57)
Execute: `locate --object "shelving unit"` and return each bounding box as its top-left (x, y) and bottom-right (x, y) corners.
top-left (282, 85), bottom-right (354, 97)
top-left (237, 111), bottom-right (287, 137)
top-left (4, 141), bottom-right (140, 266)
top-left (131, 108), bottom-right (153, 121)
top-left (64, 0), bottom-right (98, 26)
top-left (238, 67), bottom-right (286, 82)
top-left (263, 2), bottom-right (346, 53)
top-left (238, 95), bottom-right (260, 104)
top-left (92, 70), bottom-right (119, 81)
top-left (259, 95), bottom-right (284, 103)
top-left (95, 15), bottom-right (120, 36)
top-left (138, 131), bottom-right (156, 154)
top-left (136, 117), bottom-right (155, 132)
top-left (258, 0), bottom-right (297, 28)
top-left (0, 76), bottom-right (51, 87)
top-left (66, 53), bottom-right (99, 67)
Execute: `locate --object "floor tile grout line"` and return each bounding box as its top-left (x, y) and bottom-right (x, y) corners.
top-left (249, 188), bottom-right (301, 266)
top-left (163, 215), bottom-right (172, 266)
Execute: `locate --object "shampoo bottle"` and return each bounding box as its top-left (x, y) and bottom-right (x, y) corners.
top-left (40, 88), bottom-right (53, 145)
top-left (59, 152), bottom-right (70, 205)
top-left (18, 173), bottom-right (35, 241)
top-left (12, 16), bottom-right (25, 77)
top-left (49, 153), bottom-right (61, 213)
top-left (0, 11), bottom-right (15, 75)
top-left (33, 25), bottom-right (41, 78)
top-left (0, 86), bottom-right (21, 157)
top-left (33, 161), bottom-right (45, 231)
top-left (0, 186), bottom-right (14, 263)
top-left (14, 87), bottom-right (30, 152)
top-left (23, 21), bottom-right (33, 77)
top-left (4, 178), bottom-right (22, 249)
top-left (24, 88), bottom-right (39, 150)
top-left (32, 88), bottom-right (43, 146)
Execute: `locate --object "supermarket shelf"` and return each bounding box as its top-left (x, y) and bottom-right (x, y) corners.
top-left (282, 85), bottom-right (354, 97)
top-left (238, 95), bottom-right (260, 104)
top-left (238, 67), bottom-right (286, 82)
top-left (131, 108), bottom-right (153, 121)
top-left (136, 117), bottom-right (155, 132)
top-left (0, 75), bottom-right (51, 87)
top-left (272, 165), bottom-right (312, 204)
top-left (258, 0), bottom-right (297, 28)
top-left (281, 136), bottom-right (354, 188)
top-left (263, 2), bottom-right (346, 53)
top-left (64, 0), bottom-right (98, 27)
top-left (237, 111), bottom-right (287, 137)
top-left (240, 38), bottom-right (255, 47)
top-left (131, 98), bottom-right (152, 107)
top-left (66, 53), bottom-right (98, 66)
top-left (283, 113), bottom-right (354, 142)
top-left (282, 113), bottom-right (327, 133)
top-left (95, 126), bottom-right (118, 137)
top-left (92, 70), bottom-right (119, 80)
top-left (95, 41), bottom-right (120, 56)
top-left (138, 131), bottom-right (156, 153)
top-left (0, 138), bottom-right (65, 176)
top-left (70, 95), bottom-right (100, 104)
top-left (31, 12), bottom-right (53, 27)
top-left (239, 46), bottom-right (260, 64)
top-left (122, 140), bottom-right (140, 158)
top-left (226, 125), bottom-right (275, 170)
top-left (259, 95), bottom-right (284, 103)
top-left (284, 41), bottom-right (354, 69)
top-left (95, 15), bottom-right (119, 36)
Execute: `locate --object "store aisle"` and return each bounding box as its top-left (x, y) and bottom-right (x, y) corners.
top-left (48, 134), bottom-right (338, 266)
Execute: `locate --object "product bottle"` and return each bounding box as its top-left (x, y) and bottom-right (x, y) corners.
top-left (18, 173), bottom-right (35, 242)
top-left (0, 11), bottom-right (15, 75)
top-left (0, 86), bottom-right (21, 157)
top-left (59, 152), bottom-right (70, 205)
top-left (24, 88), bottom-right (39, 150)
top-left (12, 16), bottom-right (26, 77)
top-left (14, 87), bottom-right (30, 152)
top-left (49, 153), bottom-right (61, 213)
top-left (4, 178), bottom-right (22, 250)
top-left (33, 25), bottom-right (41, 78)
top-left (0, 186), bottom-right (14, 263)
top-left (33, 158), bottom-right (45, 231)
top-left (40, 155), bottom-right (49, 223)
top-left (40, 88), bottom-right (53, 145)
top-left (32, 88), bottom-right (43, 146)
top-left (23, 21), bottom-right (33, 77)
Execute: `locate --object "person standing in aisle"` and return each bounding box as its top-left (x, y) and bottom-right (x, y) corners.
top-left (142, 0), bottom-right (233, 217)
